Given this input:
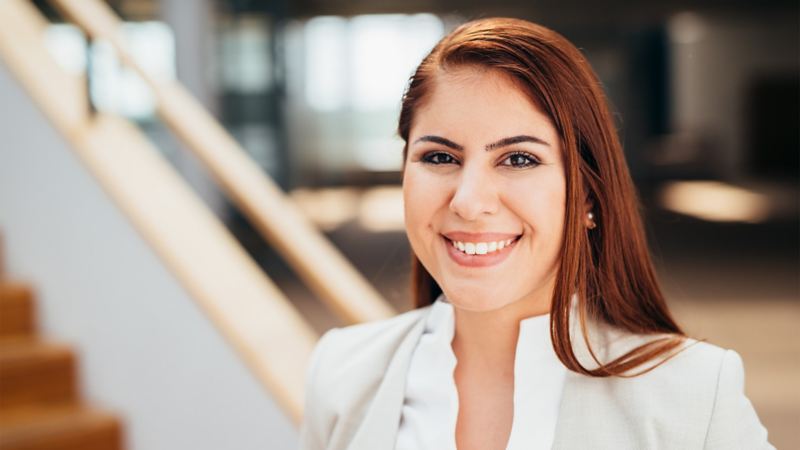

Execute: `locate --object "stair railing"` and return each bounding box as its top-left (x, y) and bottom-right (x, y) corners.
top-left (0, 0), bottom-right (397, 425)
top-left (47, 0), bottom-right (396, 326)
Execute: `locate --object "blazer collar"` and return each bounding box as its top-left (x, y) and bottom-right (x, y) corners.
top-left (345, 298), bottom-right (650, 450)
top-left (346, 305), bottom-right (430, 450)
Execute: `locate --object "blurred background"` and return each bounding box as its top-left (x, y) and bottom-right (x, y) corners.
top-left (0, 0), bottom-right (797, 449)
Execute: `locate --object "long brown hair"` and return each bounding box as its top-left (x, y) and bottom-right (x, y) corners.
top-left (398, 18), bottom-right (685, 377)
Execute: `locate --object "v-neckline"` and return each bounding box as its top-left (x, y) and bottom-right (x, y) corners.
top-left (420, 299), bottom-right (566, 450)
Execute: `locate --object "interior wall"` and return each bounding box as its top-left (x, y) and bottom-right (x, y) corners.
top-left (0, 60), bottom-right (298, 450)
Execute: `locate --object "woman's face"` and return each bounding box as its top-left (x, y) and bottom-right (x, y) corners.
top-left (403, 66), bottom-right (567, 313)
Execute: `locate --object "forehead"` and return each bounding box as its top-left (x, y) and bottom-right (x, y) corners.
top-left (411, 66), bottom-right (558, 144)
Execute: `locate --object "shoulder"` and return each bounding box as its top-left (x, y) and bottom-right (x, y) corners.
top-left (319, 306), bottom-right (430, 353)
top-left (311, 306), bottom-right (430, 380)
top-left (300, 306), bottom-right (430, 444)
top-left (695, 342), bottom-right (774, 449)
top-left (560, 336), bottom-right (773, 449)
top-left (650, 337), bottom-right (730, 379)
top-left (600, 336), bottom-right (736, 402)
top-left (666, 340), bottom-right (772, 448)
top-left (589, 336), bottom-right (772, 449)
top-left (618, 337), bottom-right (754, 398)
top-left (587, 324), bottom-right (736, 381)
top-left (578, 336), bottom-right (730, 400)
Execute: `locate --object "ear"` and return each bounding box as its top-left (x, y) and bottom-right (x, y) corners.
top-left (583, 196), bottom-right (593, 214)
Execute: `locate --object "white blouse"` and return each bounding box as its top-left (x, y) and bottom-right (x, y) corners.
top-left (395, 296), bottom-right (567, 450)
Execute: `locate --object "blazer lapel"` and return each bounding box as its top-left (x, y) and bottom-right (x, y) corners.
top-left (341, 300), bottom-right (664, 450)
top-left (551, 371), bottom-right (592, 449)
top-left (551, 313), bottom-right (613, 449)
top-left (550, 307), bottom-right (671, 449)
top-left (346, 309), bottom-right (429, 450)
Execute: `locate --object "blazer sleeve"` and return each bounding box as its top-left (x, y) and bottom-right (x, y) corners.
top-left (299, 328), bottom-right (340, 450)
top-left (703, 349), bottom-right (774, 450)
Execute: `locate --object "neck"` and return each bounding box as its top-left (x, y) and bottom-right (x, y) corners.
top-left (450, 290), bottom-right (552, 371)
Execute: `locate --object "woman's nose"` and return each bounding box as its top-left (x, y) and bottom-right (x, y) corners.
top-left (448, 166), bottom-right (499, 221)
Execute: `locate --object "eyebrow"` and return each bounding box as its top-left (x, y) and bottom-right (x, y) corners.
top-left (485, 135), bottom-right (550, 151)
top-left (413, 134), bottom-right (550, 151)
top-left (413, 135), bottom-right (464, 151)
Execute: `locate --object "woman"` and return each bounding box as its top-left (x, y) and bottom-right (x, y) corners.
top-left (300, 18), bottom-right (773, 450)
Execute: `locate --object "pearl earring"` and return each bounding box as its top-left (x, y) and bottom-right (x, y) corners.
top-left (587, 212), bottom-right (597, 229)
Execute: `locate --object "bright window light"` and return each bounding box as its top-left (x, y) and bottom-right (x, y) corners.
top-left (45, 21), bottom-right (176, 120)
top-left (220, 18), bottom-right (272, 93)
top-left (304, 16), bottom-right (348, 111)
top-left (45, 24), bottom-right (86, 75)
top-left (350, 14), bottom-right (443, 111)
top-left (304, 14), bottom-right (444, 112)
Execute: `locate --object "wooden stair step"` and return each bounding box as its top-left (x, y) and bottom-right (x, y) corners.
top-left (0, 281), bottom-right (35, 338)
top-left (0, 339), bottom-right (78, 411)
top-left (0, 404), bottom-right (123, 450)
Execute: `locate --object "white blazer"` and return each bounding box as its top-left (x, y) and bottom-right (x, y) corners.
top-left (299, 304), bottom-right (773, 450)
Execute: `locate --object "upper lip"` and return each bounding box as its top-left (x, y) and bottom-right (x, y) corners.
top-left (442, 231), bottom-right (522, 242)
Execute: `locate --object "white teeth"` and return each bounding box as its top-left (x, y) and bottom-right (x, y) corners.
top-left (449, 237), bottom-right (518, 256)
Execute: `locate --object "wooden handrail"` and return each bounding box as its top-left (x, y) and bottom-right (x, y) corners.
top-left (49, 0), bottom-right (397, 325)
top-left (0, 0), bottom-right (318, 423)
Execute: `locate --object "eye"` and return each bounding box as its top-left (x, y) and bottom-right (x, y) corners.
top-left (422, 151), bottom-right (459, 165)
top-left (500, 151), bottom-right (541, 169)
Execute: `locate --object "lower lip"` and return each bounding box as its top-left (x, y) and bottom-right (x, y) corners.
top-left (443, 235), bottom-right (520, 268)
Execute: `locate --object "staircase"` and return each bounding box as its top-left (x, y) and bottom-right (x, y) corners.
top-left (0, 237), bottom-right (124, 450)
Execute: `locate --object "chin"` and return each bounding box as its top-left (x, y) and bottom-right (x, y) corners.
top-left (441, 286), bottom-right (516, 312)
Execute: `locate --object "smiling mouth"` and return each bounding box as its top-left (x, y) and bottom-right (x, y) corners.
top-left (443, 235), bottom-right (522, 256)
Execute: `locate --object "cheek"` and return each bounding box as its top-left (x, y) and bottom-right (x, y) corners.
top-left (402, 170), bottom-right (439, 240)
top-left (504, 177), bottom-right (566, 236)
top-left (403, 169), bottom-right (455, 273)
top-left (543, 189), bottom-right (567, 232)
